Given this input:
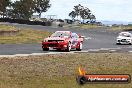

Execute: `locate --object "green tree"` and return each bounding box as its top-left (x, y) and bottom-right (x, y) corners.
top-left (11, 0), bottom-right (35, 19)
top-left (74, 4), bottom-right (83, 20)
top-left (89, 14), bottom-right (96, 23)
top-left (69, 4), bottom-right (96, 23)
top-left (34, 0), bottom-right (51, 17)
top-left (0, 0), bottom-right (11, 18)
top-left (69, 11), bottom-right (76, 21)
top-left (80, 8), bottom-right (90, 22)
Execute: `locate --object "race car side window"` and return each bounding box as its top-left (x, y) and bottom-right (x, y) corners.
top-left (75, 34), bottom-right (79, 38)
top-left (72, 33), bottom-right (79, 38)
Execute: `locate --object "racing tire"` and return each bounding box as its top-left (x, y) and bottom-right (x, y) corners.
top-left (76, 76), bottom-right (87, 85)
top-left (76, 42), bottom-right (82, 51)
top-left (42, 48), bottom-right (49, 51)
top-left (66, 42), bottom-right (71, 52)
top-left (129, 43), bottom-right (132, 45)
top-left (129, 41), bottom-right (132, 45)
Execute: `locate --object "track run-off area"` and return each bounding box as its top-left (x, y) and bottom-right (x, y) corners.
top-left (1, 23), bottom-right (132, 56)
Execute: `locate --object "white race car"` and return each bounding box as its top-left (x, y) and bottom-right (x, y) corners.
top-left (116, 32), bottom-right (132, 45)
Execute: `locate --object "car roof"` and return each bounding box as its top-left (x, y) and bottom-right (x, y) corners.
top-left (119, 32), bottom-right (132, 36)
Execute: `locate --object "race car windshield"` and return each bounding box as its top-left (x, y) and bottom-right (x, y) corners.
top-left (51, 32), bottom-right (70, 37)
top-left (119, 33), bottom-right (131, 37)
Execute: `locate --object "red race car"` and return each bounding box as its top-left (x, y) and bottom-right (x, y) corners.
top-left (42, 31), bottom-right (84, 52)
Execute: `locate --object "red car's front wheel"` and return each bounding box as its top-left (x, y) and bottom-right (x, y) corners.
top-left (66, 42), bottom-right (71, 52)
top-left (42, 48), bottom-right (49, 51)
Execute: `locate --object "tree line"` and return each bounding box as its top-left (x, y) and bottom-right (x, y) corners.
top-left (0, 0), bottom-right (51, 20)
top-left (69, 4), bottom-right (96, 23)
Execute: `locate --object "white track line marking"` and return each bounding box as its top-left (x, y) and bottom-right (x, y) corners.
top-left (88, 49), bottom-right (100, 52)
top-left (14, 54), bottom-right (31, 56)
top-left (73, 51), bottom-right (88, 53)
top-left (100, 48), bottom-right (109, 50)
top-left (0, 55), bottom-right (16, 57)
top-left (129, 51), bottom-right (132, 53)
top-left (85, 37), bottom-right (92, 40)
top-left (112, 47), bottom-right (121, 50)
top-left (109, 50), bottom-right (116, 52)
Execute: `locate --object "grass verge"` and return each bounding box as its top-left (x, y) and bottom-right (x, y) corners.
top-left (0, 26), bottom-right (52, 44)
top-left (0, 25), bottom-right (17, 31)
top-left (0, 53), bottom-right (131, 88)
top-left (78, 24), bottom-right (101, 29)
top-left (110, 25), bottom-right (132, 31)
top-left (63, 24), bottom-right (102, 29)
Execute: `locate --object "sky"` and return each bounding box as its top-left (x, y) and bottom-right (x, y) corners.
top-left (12, 0), bottom-right (132, 22)
top-left (42, 0), bottom-right (132, 22)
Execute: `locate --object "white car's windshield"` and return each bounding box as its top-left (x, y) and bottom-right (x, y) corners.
top-left (119, 33), bottom-right (131, 37)
top-left (51, 32), bottom-right (70, 37)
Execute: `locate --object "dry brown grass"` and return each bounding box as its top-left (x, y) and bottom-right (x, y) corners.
top-left (0, 24), bottom-right (52, 44)
top-left (79, 24), bottom-right (101, 29)
top-left (0, 29), bottom-right (52, 44)
top-left (111, 25), bottom-right (132, 31)
top-left (0, 53), bottom-right (131, 88)
top-left (0, 25), bottom-right (17, 31)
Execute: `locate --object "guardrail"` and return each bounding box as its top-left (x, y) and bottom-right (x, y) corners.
top-left (0, 18), bottom-right (52, 26)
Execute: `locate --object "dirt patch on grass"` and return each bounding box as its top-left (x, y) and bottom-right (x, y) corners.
top-left (0, 25), bottom-right (19, 36)
top-left (0, 30), bottom-right (19, 36)
top-left (0, 53), bottom-right (131, 88)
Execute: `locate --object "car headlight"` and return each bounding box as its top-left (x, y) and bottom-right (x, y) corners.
top-left (127, 39), bottom-right (131, 40)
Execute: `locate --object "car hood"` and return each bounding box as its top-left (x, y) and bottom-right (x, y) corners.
top-left (117, 36), bottom-right (131, 39)
top-left (45, 36), bottom-right (69, 41)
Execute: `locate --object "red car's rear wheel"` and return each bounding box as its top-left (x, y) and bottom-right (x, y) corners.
top-left (76, 42), bottom-right (82, 51)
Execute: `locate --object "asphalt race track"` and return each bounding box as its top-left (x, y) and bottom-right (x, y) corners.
top-left (1, 23), bottom-right (132, 55)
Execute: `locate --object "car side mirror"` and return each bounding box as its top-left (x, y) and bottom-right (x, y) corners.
top-left (78, 35), bottom-right (85, 38)
top-left (79, 35), bottom-right (85, 38)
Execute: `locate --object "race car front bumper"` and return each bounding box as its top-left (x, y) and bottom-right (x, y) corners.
top-left (117, 39), bottom-right (131, 44)
top-left (42, 41), bottom-right (68, 49)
